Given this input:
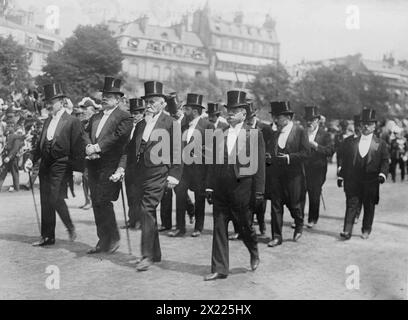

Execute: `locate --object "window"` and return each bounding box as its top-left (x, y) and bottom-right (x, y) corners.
top-left (253, 42), bottom-right (260, 54)
top-left (248, 42), bottom-right (253, 53)
top-left (164, 67), bottom-right (171, 81)
top-left (164, 43), bottom-right (172, 54)
top-left (161, 32), bottom-right (168, 39)
top-left (195, 71), bottom-right (202, 77)
top-left (237, 41), bottom-right (243, 51)
top-left (175, 45), bottom-right (183, 55)
top-left (128, 39), bottom-right (139, 49)
top-left (152, 66), bottom-right (160, 80)
top-left (232, 39), bottom-right (238, 50)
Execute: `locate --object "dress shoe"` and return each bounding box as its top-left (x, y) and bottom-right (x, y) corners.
top-left (82, 202), bottom-right (92, 210)
top-left (293, 231), bottom-right (302, 242)
top-left (137, 258), bottom-right (153, 272)
top-left (87, 246), bottom-right (103, 254)
top-left (107, 240), bottom-right (120, 254)
top-left (204, 272), bottom-right (228, 281)
top-left (306, 222), bottom-right (315, 229)
top-left (250, 254), bottom-right (260, 271)
top-left (291, 222), bottom-right (296, 229)
top-left (191, 231), bottom-right (201, 238)
top-left (361, 232), bottom-right (370, 240)
top-left (228, 233), bottom-right (239, 240)
top-left (32, 237), bottom-right (55, 247)
top-left (158, 226), bottom-right (171, 232)
top-left (267, 239), bottom-right (282, 247)
top-left (68, 228), bottom-right (77, 242)
top-left (168, 229), bottom-right (185, 237)
top-left (340, 232), bottom-right (352, 240)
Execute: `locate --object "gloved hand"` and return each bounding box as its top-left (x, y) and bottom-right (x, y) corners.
top-left (109, 168), bottom-right (124, 183)
top-left (3, 157), bottom-right (10, 164)
top-left (206, 190), bottom-right (214, 205)
top-left (86, 144), bottom-right (100, 156)
top-left (337, 178), bottom-right (343, 188)
top-left (24, 159), bottom-right (33, 172)
top-left (85, 153), bottom-right (101, 161)
top-left (378, 175), bottom-right (386, 184)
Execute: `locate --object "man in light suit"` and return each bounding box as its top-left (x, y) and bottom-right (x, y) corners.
top-left (338, 109), bottom-right (389, 240)
top-left (127, 81), bottom-right (182, 271)
top-left (84, 77), bottom-right (133, 254)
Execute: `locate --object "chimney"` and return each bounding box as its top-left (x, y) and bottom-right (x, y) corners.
top-left (174, 23), bottom-right (184, 39)
top-left (233, 11), bottom-right (244, 24)
top-left (138, 15), bottom-right (149, 33)
top-left (263, 14), bottom-right (276, 29)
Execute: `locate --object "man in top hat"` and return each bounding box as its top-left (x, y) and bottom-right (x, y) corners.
top-left (121, 98), bottom-right (145, 230)
top-left (245, 100), bottom-right (273, 236)
top-left (204, 90), bottom-right (265, 281)
top-left (169, 93), bottom-right (214, 238)
top-left (126, 81), bottom-right (182, 271)
top-left (24, 83), bottom-right (85, 246)
top-left (338, 109), bottom-right (389, 240)
top-left (303, 106), bottom-right (334, 228)
top-left (159, 93), bottom-right (195, 232)
top-left (266, 101), bottom-right (310, 248)
top-left (83, 76), bottom-right (133, 254)
top-left (207, 103), bottom-right (228, 130)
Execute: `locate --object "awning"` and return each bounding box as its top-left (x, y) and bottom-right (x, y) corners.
top-left (37, 34), bottom-right (57, 43)
top-left (216, 52), bottom-right (274, 67)
top-left (215, 70), bottom-right (237, 82)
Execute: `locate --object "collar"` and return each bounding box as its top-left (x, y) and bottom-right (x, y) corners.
top-left (103, 106), bottom-right (118, 116)
top-left (361, 133), bottom-right (373, 141)
top-left (229, 121), bottom-right (244, 132)
top-left (251, 119), bottom-right (257, 129)
top-left (310, 125), bottom-right (319, 136)
top-left (280, 121), bottom-right (293, 133)
top-left (189, 116), bottom-right (200, 127)
top-left (146, 110), bottom-right (162, 122)
top-left (52, 108), bottom-right (65, 119)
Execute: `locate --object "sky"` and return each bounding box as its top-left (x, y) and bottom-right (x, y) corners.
top-left (14, 0), bottom-right (408, 65)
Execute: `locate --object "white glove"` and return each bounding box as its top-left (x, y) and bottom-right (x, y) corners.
top-left (24, 159), bottom-right (33, 172)
top-left (109, 167), bottom-right (125, 183)
top-left (3, 157), bottom-right (10, 164)
top-left (166, 176), bottom-right (179, 189)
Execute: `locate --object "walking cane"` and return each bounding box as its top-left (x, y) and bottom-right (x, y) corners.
top-left (28, 171), bottom-right (41, 234)
top-left (120, 182), bottom-right (132, 255)
top-left (321, 193), bottom-right (327, 211)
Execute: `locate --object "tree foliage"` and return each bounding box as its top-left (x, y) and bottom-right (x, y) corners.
top-left (36, 24), bottom-right (123, 103)
top-left (0, 36), bottom-right (32, 97)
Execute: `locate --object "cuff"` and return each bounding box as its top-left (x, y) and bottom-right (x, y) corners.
top-left (116, 167), bottom-right (125, 175)
top-left (338, 177), bottom-right (344, 181)
top-left (205, 189), bottom-right (214, 192)
top-left (286, 155), bottom-right (290, 165)
top-left (379, 173), bottom-right (386, 181)
top-left (94, 144), bottom-right (101, 153)
top-left (167, 176), bottom-right (179, 185)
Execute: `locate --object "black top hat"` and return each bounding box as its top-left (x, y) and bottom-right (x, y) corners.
top-left (361, 108), bottom-right (376, 122)
top-left (129, 98), bottom-right (145, 113)
top-left (142, 81), bottom-right (166, 99)
top-left (100, 77), bottom-right (124, 97)
top-left (166, 93), bottom-right (182, 115)
top-left (304, 106), bottom-right (320, 120)
top-left (270, 101), bottom-right (293, 116)
top-left (184, 93), bottom-right (204, 108)
top-left (207, 102), bottom-right (221, 115)
top-left (353, 114), bottom-right (361, 125)
top-left (43, 83), bottom-right (66, 101)
top-left (225, 91), bottom-right (248, 109)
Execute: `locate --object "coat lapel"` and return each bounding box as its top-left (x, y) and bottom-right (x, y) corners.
top-left (367, 135), bottom-right (380, 165)
top-left (146, 112), bottom-right (166, 149)
top-left (96, 108), bottom-right (119, 143)
top-left (91, 112), bottom-right (103, 143)
top-left (52, 111), bottom-right (69, 146)
top-left (40, 117), bottom-right (52, 150)
top-left (284, 123), bottom-right (296, 151)
top-left (135, 119), bottom-right (147, 153)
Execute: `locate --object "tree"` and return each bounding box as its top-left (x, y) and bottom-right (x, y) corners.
top-left (357, 72), bottom-right (389, 119)
top-left (0, 35), bottom-right (32, 97)
top-left (36, 24), bottom-right (123, 103)
top-left (247, 63), bottom-right (292, 119)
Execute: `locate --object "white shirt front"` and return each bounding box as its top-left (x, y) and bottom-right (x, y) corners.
top-left (308, 125), bottom-right (319, 142)
top-left (359, 133), bottom-right (373, 158)
top-left (46, 108), bottom-right (65, 140)
top-left (278, 121), bottom-right (294, 149)
top-left (227, 121), bottom-right (244, 155)
top-left (251, 119), bottom-right (257, 129)
top-left (96, 106), bottom-right (118, 139)
top-left (186, 116), bottom-right (200, 143)
top-left (142, 111), bottom-right (162, 142)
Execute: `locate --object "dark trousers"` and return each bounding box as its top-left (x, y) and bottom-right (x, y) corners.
top-left (175, 168), bottom-right (206, 232)
top-left (134, 162), bottom-right (168, 261)
top-left (211, 169), bottom-right (258, 275)
top-left (92, 201), bottom-right (120, 249)
top-left (0, 157), bottom-right (20, 191)
top-left (305, 166), bottom-right (327, 223)
top-left (125, 176), bottom-right (141, 227)
top-left (270, 170), bottom-right (305, 239)
top-left (39, 161), bottom-right (73, 239)
top-left (343, 183), bottom-right (377, 235)
top-left (160, 188), bottom-right (195, 229)
top-left (82, 168), bottom-right (91, 204)
top-left (249, 191), bottom-right (266, 233)
top-left (390, 158), bottom-right (405, 182)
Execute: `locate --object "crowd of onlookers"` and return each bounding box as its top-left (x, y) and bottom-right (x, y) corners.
top-left (1, 88), bottom-right (408, 196)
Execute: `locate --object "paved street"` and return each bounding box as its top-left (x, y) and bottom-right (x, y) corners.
top-left (0, 164), bottom-right (407, 300)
